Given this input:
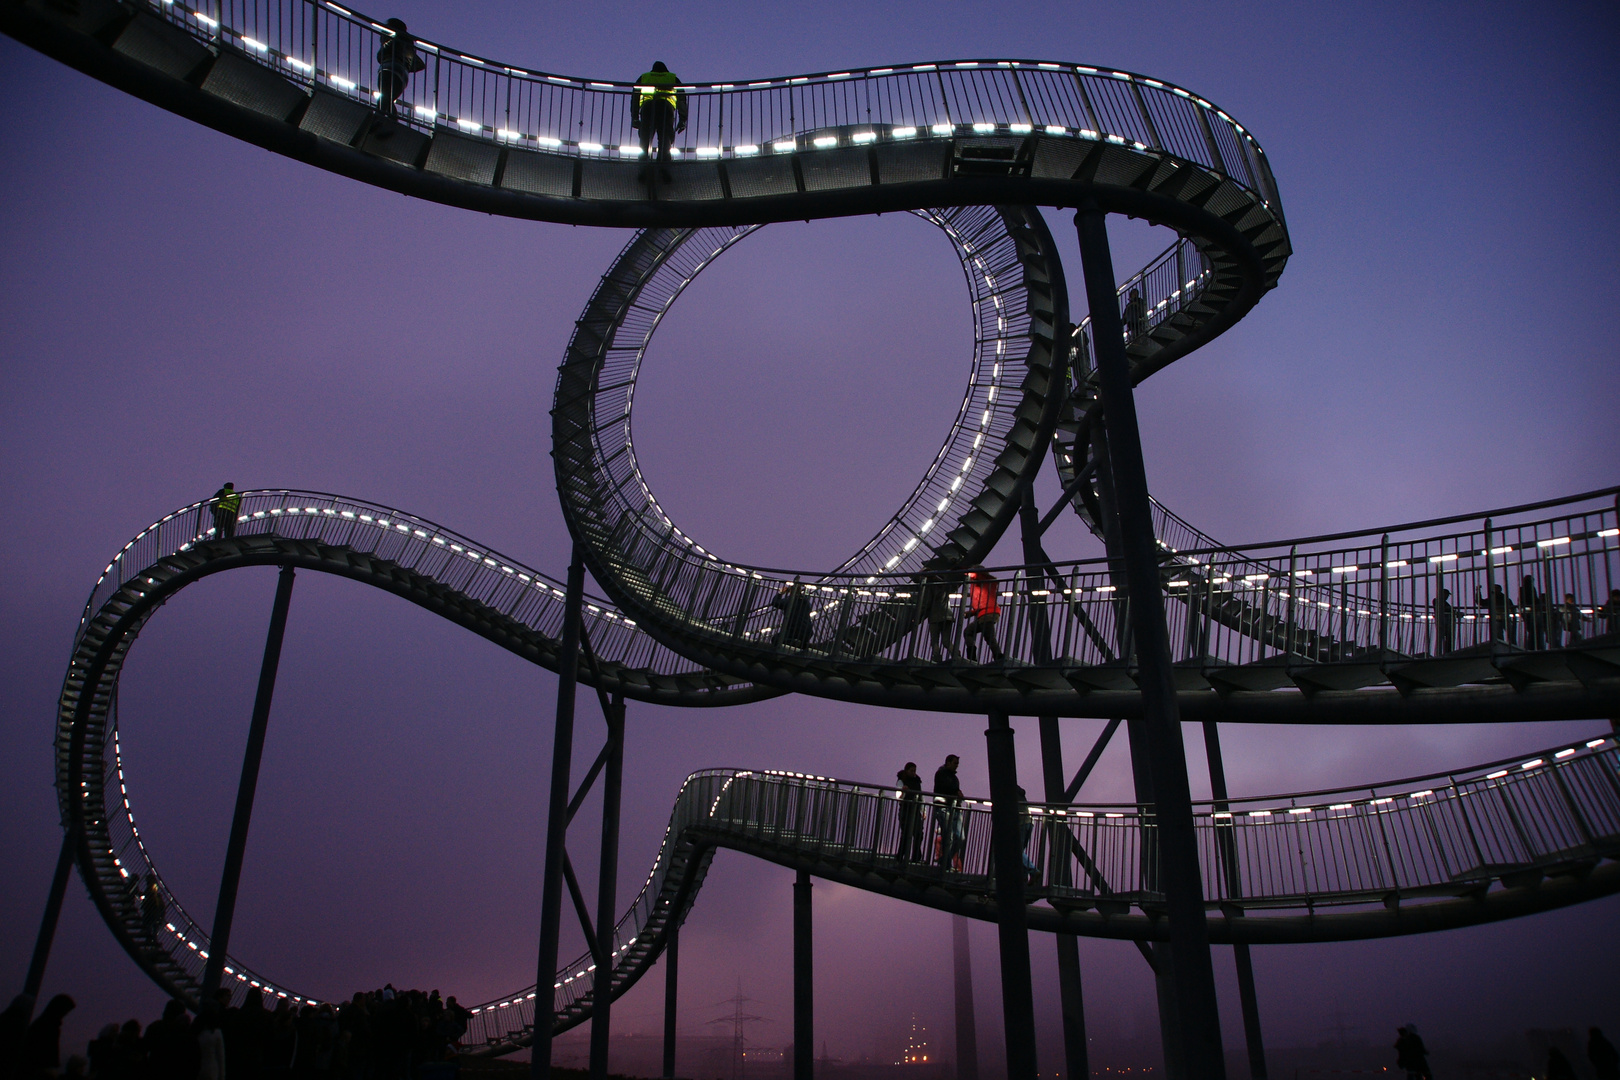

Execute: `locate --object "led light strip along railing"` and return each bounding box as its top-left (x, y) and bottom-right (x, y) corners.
top-left (143, 0), bottom-right (1282, 209)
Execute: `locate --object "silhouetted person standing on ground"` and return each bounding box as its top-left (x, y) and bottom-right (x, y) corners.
top-left (896, 761), bottom-right (924, 861)
top-left (376, 19), bottom-right (425, 119)
top-left (145, 999), bottom-right (197, 1080)
top-left (211, 483), bottom-right (241, 539)
top-left (633, 62), bottom-right (687, 180)
top-left (1432, 587), bottom-right (1454, 655)
top-left (22, 994), bottom-right (74, 1079)
top-left (1547, 1048), bottom-right (1577, 1080)
top-left (933, 754), bottom-right (965, 870)
top-left (197, 1006), bottom-right (226, 1080)
top-left (1395, 1025), bottom-right (1432, 1080)
top-left (772, 582), bottom-right (812, 648)
top-left (1591, 1029), bottom-right (1620, 1080)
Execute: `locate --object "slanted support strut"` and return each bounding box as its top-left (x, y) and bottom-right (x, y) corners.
top-left (202, 564), bottom-right (296, 1001)
top-left (21, 831), bottom-right (76, 1004)
top-left (1073, 202), bottom-right (1225, 1080)
top-left (589, 696), bottom-right (626, 1080)
top-left (984, 712), bottom-right (1036, 1080)
top-left (794, 869), bottom-right (813, 1080)
top-left (534, 548), bottom-right (586, 1080)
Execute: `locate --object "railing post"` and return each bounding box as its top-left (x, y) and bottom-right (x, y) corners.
top-left (202, 564), bottom-right (296, 1001)
top-left (589, 695), bottom-right (626, 1080)
top-left (1379, 534), bottom-right (1390, 656)
top-left (662, 926), bottom-right (679, 1080)
top-left (21, 831), bottom-right (77, 1005)
top-left (1073, 201), bottom-right (1224, 1080)
top-left (533, 548), bottom-right (586, 1080)
top-left (984, 712), bottom-right (1036, 1080)
top-left (794, 869), bottom-right (813, 1080)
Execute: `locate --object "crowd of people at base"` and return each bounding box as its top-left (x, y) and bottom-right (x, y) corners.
top-left (1393, 1024), bottom-right (1620, 1080)
top-left (0, 984), bottom-right (472, 1080)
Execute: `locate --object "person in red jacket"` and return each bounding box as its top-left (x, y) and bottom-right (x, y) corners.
top-left (963, 567), bottom-right (1005, 662)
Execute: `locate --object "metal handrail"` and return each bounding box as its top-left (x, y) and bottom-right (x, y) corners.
top-left (143, 0), bottom-right (1280, 215)
top-left (457, 734), bottom-right (1619, 1051)
top-left (72, 489), bottom-right (708, 678)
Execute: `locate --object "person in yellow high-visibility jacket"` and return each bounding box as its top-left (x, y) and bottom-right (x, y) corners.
top-left (210, 482), bottom-right (241, 539)
top-left (633, 61), bottom-right (688, 177)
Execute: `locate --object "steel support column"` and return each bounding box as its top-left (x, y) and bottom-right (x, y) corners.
top-left (589, 695), bottom-right (626, 1080)
top-left (794, 869), bottom-right (813, 1080)
top-left (21, 831), bottom-right (76, 1004)
top-left (533, 548), bottom-right (586, 1080)
top-left (984, 712), bottom-right (1036, 1080)
top-left (1022, 491), bottom-right (1091, 1080)
top-left (952, 915), bottom-right (979, 1080)
top-left (663, 927), bottom-right (679, 1080)
top-left (1203, 723), bottom-right (1266, 1080)
top-left (1074, 203), bottom-right (1225, 1080)
top-left (201, 564), bottom-right (296, 1000)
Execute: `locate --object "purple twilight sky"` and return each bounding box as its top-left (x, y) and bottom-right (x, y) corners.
top-left (3, 0), bottom-right (1618, 1072)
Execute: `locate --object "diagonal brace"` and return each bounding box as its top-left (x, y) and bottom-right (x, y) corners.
top-left (562, 849), bottom-right (608, 970)
top-left (566, 741), bottom-right (614, 828)
top-left (1064, 718), bottom-right (1122, 802)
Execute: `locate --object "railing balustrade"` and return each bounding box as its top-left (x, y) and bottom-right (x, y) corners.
top-left (138, 0), bottom-right (1282, 213)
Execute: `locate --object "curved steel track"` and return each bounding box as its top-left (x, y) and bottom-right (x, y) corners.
top-left (12, 0), bottom-right (1618, 1057)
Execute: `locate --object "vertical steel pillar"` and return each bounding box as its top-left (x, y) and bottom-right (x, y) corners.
top-left (533, 548), bottom-right (586, 1080)
top-left (21, 832), bottom-right (76, 1003)
top-left (1202, 723), bottom-right (1266, 1080)
top-left (794, 869), bottom-right (813, 1080)
top-left (1074, 202), bottom-right (1225, 1080)
top-left (1022, 490), bottom-right (1091, 1080)
top-left (201, 564), bottom-right (296, 1000)
top-left (1038, 718), bottom-right (1090, 1080)
top-left (985, 712), bottom-right (1037, 1080)
top-left (589, 695), bottom-right (626, 1080)
top-left (663, 927), bottom-right (679, 1080)
top-left (952, 915), bottom-right (979, 1080)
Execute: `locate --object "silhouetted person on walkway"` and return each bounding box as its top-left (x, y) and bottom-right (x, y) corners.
top-left (933, 754), bottom-right (965, 870)
top-left (1123, 287), bottom-right (1147, 345)
top-left (1553, 591), bottom-right (1582, 646)
top-left (1520, 574), bottom-right (1546, 650)
top-left (633, 62), bottom-right (688, 180)
top-left (211, 483), bottom-right (241, 539)
top-left (772, 581), bottom-right (812, 648)
top-left (21, 994), bottom-right (74, 1079)
top-left (1600, 588), bottom-right (1620, 637)
top-left (376, 19), bottom-right (425, 119)
top-left (1476, 582), bottom-right (1510, 644)
top-left (917, 565), bottom-right (961, 662)
top-left (962, 567), bottom-right (1005, 662)
top-left (896, 761), bottom-right (924, 861)
top-left (1432, 587), bottom-right (1454, 655)
top-left (1590, 1028), bottom-right (1619, 1080)
top-left (1546, 1047), bottom-right (1578, 1080)
top-left (140, 875), bottom-right (166, 947)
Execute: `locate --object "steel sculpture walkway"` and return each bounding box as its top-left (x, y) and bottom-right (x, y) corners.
top-left (14, 0), bottom-right (1620, 1068)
